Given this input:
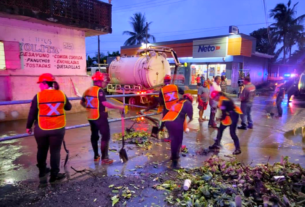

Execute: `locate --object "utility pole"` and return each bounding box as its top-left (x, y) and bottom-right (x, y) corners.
top-left (98, 35), bottom-right (100, 70)
top-left (145, 22), bottom-right (148, 48)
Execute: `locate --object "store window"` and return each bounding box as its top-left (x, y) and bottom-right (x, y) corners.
top-left (239, 69), bottom-right (250, 78)
top-left (208, 64), bottom-right (226, 79)
top-left (0, 42), bottom-right (5, 70)
top-left (190, 64), bottom-right (207, 85)
top-left (190, 64), bottom-right (229, 85)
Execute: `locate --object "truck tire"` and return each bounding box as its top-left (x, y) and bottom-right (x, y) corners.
top-left (128, 97), bottom-right (137, 106)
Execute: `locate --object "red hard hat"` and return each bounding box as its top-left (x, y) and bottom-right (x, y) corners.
top-left (37, 73), bottom-right (55, 83)
top-left (183, 93), bottom-right (193, 103)
top-left (164, 74), bottom-right (171, 81)
top-left (210, 91), bottom-right (220, 99)
top-left (92, 71), bottom-right (105, 81)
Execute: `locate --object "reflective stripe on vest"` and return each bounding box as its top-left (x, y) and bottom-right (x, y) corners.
top-left (217, 96), bottom-right (229, 108)
top-left (221, 115), bottom-right (232, 126)
top-left (162, 100), bottom-right (186, 122)
top-left (161, 84), bottom-right (179, 110)
top-left (234, 106), bottom-right (243, 114)
top-left (37, 90), bottom-right (66, 130)
top-left (217, 96), bottom-right (243, 125)
top-left (83, 86), bottom-right (100, 120)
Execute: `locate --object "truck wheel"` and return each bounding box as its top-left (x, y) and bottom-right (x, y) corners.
top-left (128, 97), bottom-right (137, 106)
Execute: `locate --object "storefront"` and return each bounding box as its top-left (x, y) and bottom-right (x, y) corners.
top-left (121, 32), bottom-right (273, 91)
top-left (189, 64), bottom-right (227, 85)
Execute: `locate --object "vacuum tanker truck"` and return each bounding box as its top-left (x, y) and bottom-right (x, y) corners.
top-left (106, 47), bottom-right (180, 105)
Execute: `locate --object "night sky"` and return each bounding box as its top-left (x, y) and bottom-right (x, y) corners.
top-left (85, 0), bottom-right (305, 57)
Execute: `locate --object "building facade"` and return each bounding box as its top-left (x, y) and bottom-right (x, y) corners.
top-left (121, 33), bottom-right (273, 91)
top-left (0, 0), bottom-right (112, 121)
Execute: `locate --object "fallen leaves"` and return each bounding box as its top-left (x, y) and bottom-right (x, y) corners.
top-left (112, 131), bottom-right (152, 149)
top-left (109, 184), bottom-right (138, 206)
top-left (111, 195), bottom-right (119, 206)
top-left (156, 155), bottom-right (305, 206)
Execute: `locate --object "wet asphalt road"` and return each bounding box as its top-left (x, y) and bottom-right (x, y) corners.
top-left (0, 95), bottom-right (305, 205)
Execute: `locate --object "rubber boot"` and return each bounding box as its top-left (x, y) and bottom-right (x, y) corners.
top-left (101, 141), bottom-right (113, 164)
top-left (49, 173), bottom-right (66, 183)
top-left (171, 151), bottom-right (180, 161)
top-left (237, 123), bottom-right (247, 130)
top-left (232, 138), bottom-right (241, 155)
top-left (101, 141), bottom-right (109, 160)
top-left (36, 164), bottom-right (50, 178)
top-left (209, 139), bottom-right (221, 150)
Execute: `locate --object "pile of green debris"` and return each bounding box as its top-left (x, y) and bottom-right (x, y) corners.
top-left (113, 131), bottom-right (152, 148)
top-left (155, 155), bottom-right (305, 206)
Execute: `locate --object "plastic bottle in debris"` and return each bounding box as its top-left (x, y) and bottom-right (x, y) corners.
top-left (183, 179), bottom-right (191, 190)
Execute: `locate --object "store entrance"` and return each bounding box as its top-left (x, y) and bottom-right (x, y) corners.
top-left (190, 64), bottom-right (228, 85)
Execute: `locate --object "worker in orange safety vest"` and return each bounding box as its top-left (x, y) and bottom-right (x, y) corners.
top-left (162, 93), bottom-right (193, 163)
top-left (81, 71), bottom-right (124, 164)
top-left (141, 74), bottom-right (185, 140)
top-left (26, 73), bottom-right (72, 183)
top-left (208, 91), bottom-right (242, 155)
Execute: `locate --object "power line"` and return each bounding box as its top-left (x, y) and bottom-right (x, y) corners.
top-left (113, 0), bottom-right (183, 11)
top-left (87, 38), bottom-right (254, 55)
top-left (262, 0), bottom-right (272, 44)
top-left (112, 0), bottom-right (185, 12)
top-left (113, 0), bottom-right (177, 10)
top-left (87, 22), bottom-right (269, 42)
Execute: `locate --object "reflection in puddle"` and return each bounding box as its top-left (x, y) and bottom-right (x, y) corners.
top-left (285, 127), bottom-right (305, 139)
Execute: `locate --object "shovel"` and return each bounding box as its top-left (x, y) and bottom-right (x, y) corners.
top-left (119, 90), bottom-right (128, 163)
top-left (139, 109), bottom-right (160, 138)
top-left (144, 116), bottom-right (160, 138)
top-left (119, 110), bottom-right (128, 163)
top-left (63, 140), bottom-right (69, 167)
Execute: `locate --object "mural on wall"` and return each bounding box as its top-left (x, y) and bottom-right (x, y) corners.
top-left (20, 38), bottom-right (82, 70)
top-left (0, 18), bottom-right (86, 75)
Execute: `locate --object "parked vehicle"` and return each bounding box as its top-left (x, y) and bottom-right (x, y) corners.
top-left (106, 47), bottom-right (180, 105)
top-left (298, 73), bottom-right (305, 95)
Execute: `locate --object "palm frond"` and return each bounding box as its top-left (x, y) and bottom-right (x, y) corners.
top-left (123, 12), bottom-right (155, 46)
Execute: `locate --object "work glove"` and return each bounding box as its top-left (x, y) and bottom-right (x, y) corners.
top-left (140, 109), bottom-right (145, 115)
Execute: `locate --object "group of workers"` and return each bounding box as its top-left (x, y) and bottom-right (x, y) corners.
top-left (26, 71), bottom-right (255, 183)
top-left (26, 72), bottom-right (124, 183)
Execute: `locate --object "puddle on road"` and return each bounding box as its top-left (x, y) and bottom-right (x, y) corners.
top-left (285, 126), bottom-right (305, 139)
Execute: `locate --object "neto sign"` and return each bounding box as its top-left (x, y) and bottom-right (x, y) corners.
top-left (198, 45), bottom-right (221, 53)
top-left (193, 37), bottom-right (227, 58)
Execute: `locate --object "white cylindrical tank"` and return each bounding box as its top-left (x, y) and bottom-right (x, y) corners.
top-left (108, 52), bottom-right (170, 88)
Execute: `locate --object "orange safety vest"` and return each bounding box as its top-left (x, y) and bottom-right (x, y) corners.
top-left (161, 84), bottom-right (179, 110)
top-left (218, 96), bottom-right (243, 126)
top-left (83, 86), bottom-right (100, 120)
top-left (37, 90), bottom-right (66, 130)
top-left (162, 100), bottom-right (186, 122)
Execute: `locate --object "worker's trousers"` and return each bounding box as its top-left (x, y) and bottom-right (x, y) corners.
top-left (215, 111), bottom-right (240, 150)
top-left (165, 119), bottom-right (184, 160)
top-left (89, 112), bottom-right (110, 159)
top-left (34, 126), bottom-right (65, 176)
